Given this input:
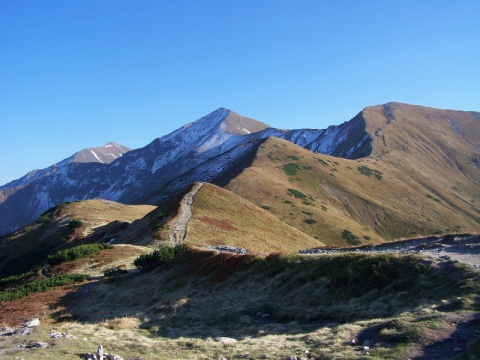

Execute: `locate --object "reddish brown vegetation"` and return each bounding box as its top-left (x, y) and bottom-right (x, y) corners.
top-left (197, 216), bottom-right (239, 231)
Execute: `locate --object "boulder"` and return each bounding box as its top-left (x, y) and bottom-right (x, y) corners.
top-left (97, 344), bottom-right (104, 358)
top-left (215, 337), bottom-right (237, 346)
top-left (107, 354), bottom-right (124, 360)
top-left (23, 318), bottom-right (40, 327)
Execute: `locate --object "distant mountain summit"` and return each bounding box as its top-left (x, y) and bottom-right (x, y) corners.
top-left (71, 142), bottom-right (131, 164)
top-left (1, 103), bottom-right (478, 236)
top-left (0, 142), bottom-right (131, 193)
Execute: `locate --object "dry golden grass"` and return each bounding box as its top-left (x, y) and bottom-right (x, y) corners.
top-left (221, 129), bottom-right (480, 246)
top-left (187, 183), bottom-right (323, 254)
top-left (2, 248), bottom-right (479, 359)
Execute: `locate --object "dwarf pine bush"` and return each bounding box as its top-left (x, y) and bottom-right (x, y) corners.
top-left (0, 274), bottom-right (88, 302)
top-left (134, 243), bottom-right (186, 271)
top-left (47, 243), bottom-right (113, 265)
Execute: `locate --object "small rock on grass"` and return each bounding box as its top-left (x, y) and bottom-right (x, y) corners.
top-left (22, 318), bottom-right (40, 327)
top-left (215, 337), bottom-right (237, 346)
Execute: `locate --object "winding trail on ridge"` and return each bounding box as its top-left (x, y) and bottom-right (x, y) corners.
top-left (169, 182), bottom-right (204, 246)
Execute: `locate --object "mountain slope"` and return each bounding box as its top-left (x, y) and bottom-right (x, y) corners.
top-left (0, 200), bottom-right (155, 276)
top-left (1, 103), bottom-right (478, 239)
top-left (0, 108), bottom-right (370, 235)
top-left (185, 183), bottom-right (323, 254)
top-left (217, 104), bottom-right (480, 245)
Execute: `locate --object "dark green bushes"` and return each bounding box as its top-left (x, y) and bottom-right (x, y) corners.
top-left (288, 188), bottom-right (307, 199)
top-left (358, 165), bottom-right (383, 180)
top-left (282, 163), bottom-right (300, 176)
top-left (47, 243), bottom-right (113, 265)
top-left (68, 219), bottom-right (83, 228)
top-left (0, 270), bottom-right (36, 286)
top-left (342, 230), bottom-right (361, 245)
top-left (134, 244), bottom-right (186, 271)
top-left (0, 274), bottom-right (88, 302)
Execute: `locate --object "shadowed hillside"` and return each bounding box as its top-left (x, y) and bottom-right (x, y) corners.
top-left (0, 200), bottom-right (155, 276)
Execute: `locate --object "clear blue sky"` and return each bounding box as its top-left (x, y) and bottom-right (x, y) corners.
top-left (1, 0), bottom-right (479, 186)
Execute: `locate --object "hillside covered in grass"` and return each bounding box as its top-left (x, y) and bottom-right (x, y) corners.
top-left (1, 246), bottom-right (479, 359)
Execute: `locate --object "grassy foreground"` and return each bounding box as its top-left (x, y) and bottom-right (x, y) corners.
top-left (2, 248), bottom-right (479, 359)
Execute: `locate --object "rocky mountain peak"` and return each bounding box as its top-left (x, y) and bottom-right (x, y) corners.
top-left (223, 110), bottom-right (270, 135)
top-left (71, 142), bottom-right (131, 164)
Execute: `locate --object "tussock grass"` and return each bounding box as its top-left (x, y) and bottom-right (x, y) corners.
top-left (3, 248), bottom-right (479, 359)
top-left (68, 248), bottom-right (479, 331)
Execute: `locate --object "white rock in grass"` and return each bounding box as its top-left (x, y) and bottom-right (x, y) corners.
top-left (22, 318), bottom-right (40, 327)
top-left (215, 337), bottom-right (237, 346)
top-left (97, 344), bottom-right (104, 358)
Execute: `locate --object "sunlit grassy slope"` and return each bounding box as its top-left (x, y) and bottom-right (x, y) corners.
top-left (186, 183), bottom-right (323, 254)
top-left (220, 104), bottom-right (480, 246)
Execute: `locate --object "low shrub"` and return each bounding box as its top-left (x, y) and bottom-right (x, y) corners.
top-left (0, 274), bottom-right (88, 302)
top-left (358, 165), bottom-right (383, 180)
top-left (282, 163), bottom-right (300, 176)
top-left (47, 243), bottom-right (113, 265)
top-left (288, 189), bottom-right (307, 199)
top-left (0, 270), bottom-right (36, 286)
top-left (134, 243), bottom-right (186, 271)
top-left (68, 219), bottom-right (83, 229)
top-left (342, 230), bottom-right (361, 245)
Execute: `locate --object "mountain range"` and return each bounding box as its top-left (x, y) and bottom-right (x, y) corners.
top-left (1, 102), bottom-right (479, 247)
top-left (1, 102), bottom-right (480, 359)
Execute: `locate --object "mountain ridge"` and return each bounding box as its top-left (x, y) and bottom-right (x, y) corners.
top-left (1, 103), bottom-right (479, 237)
top-left (0, 107), bottom-right (372, 235)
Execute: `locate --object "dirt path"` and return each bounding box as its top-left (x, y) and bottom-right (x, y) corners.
top-left (169, 182), bottom-right (204, 246)
top-left (300, 234), bottom-right (480, 269)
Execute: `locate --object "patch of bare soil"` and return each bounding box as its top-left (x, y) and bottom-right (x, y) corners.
top-left (414, 313), bottom-right (480, 360)
top-left (0, 283), bottom-right (83, 327)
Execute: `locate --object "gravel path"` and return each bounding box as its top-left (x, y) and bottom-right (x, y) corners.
top-left (300, 234), bottom-right (480, 269)
top-left (169, 182), bottom-right (204, 246)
